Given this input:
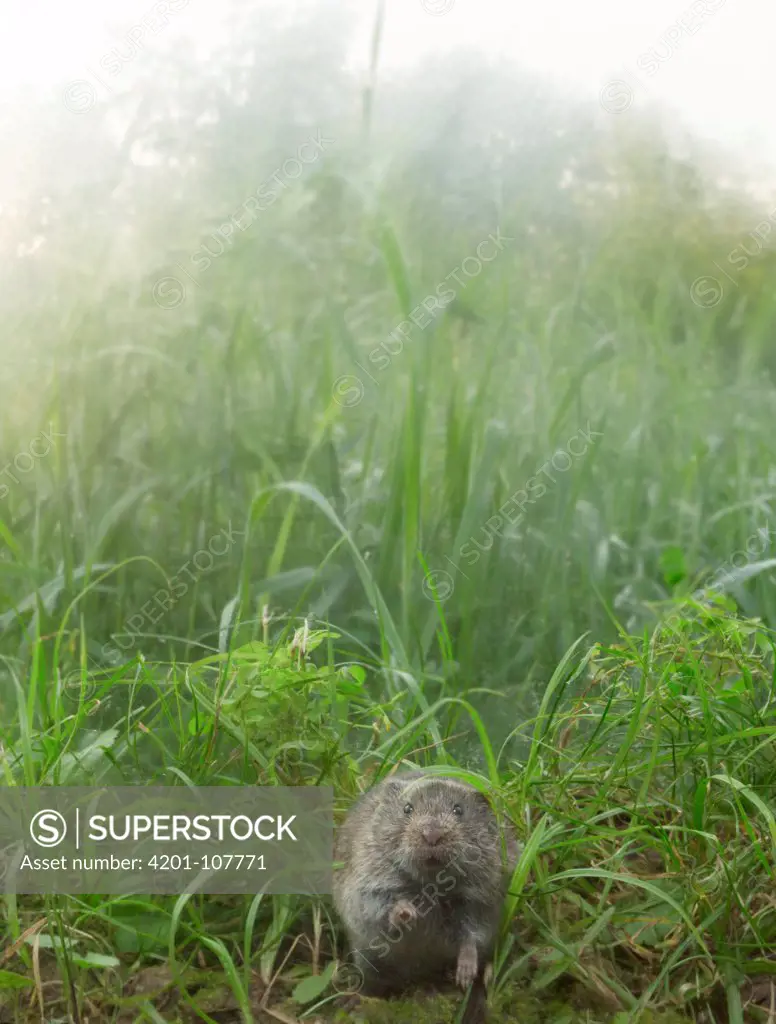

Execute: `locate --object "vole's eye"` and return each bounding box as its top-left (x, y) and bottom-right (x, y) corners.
top-left (452, 804), bottom-right (463, 817)
top-left (403, 802), bottom-right (413, 815)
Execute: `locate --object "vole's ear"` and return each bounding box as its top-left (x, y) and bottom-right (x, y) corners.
top-left (470, 786), bottom-right (494, 810)
top-left (379, 771), bottom-right (424, 801)
top-left (381, 777), bottom-right (410, 797)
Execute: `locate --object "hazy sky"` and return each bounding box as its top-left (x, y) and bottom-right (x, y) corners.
top-left (362, 0), bottom-right (772, 180)
top-left (1, 0), bottom-right (773, 178)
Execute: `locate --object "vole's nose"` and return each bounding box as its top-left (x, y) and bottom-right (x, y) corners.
top-left (421, 826), bottom-right (444, 846)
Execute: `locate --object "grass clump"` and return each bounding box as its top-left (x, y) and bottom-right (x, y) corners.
top-left (1, 599), bottom-right (775, 1022)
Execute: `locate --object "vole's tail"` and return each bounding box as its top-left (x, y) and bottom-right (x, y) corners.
top-left (459, 972), bottom-right (488, 1024)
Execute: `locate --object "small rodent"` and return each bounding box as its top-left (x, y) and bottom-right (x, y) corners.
top-left (333, 770), bottom-right (518, 1018)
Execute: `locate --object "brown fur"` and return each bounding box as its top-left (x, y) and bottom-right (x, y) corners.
top-left (332, 771), bottom-right (519, 1020)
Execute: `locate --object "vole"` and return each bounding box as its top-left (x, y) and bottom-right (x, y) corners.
top-left (332, 770), bottom-right (519, 1021)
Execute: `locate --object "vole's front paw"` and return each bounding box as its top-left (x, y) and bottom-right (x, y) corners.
top-left (388, 898), bottom-right (418, 928)
top-left (455, 943), bottom-right (478, 990)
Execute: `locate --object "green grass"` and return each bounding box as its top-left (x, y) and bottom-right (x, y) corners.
top-left (4, 15), bottom-right (776, 1018)
top-left (2, 600), bottom-right (776, 1021)
top-left (5, 202), bottom-right (776, 1017)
